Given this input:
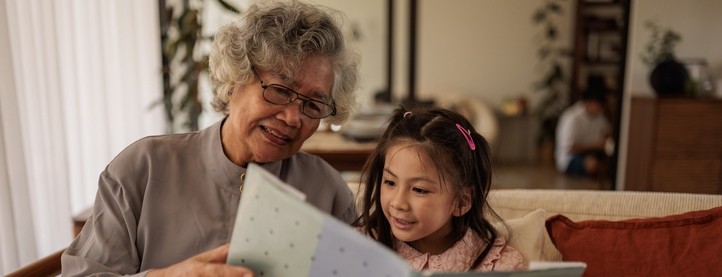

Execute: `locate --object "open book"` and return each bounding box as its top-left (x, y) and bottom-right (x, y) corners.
top-left (226, 164), bottom-right (585, 277)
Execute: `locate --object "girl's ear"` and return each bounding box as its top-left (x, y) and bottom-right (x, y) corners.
top-left (453, 188), bottom-right (472, 217)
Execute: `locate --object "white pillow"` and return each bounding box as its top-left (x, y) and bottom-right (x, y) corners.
top-left (493, 208), bottom-right (547, 262)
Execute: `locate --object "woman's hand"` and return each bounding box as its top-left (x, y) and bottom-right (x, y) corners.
top-left (147, 244), bottom-right (253, 277)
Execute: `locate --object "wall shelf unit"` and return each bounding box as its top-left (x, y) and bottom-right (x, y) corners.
top-left (570, 0), bottom-right (631, 183)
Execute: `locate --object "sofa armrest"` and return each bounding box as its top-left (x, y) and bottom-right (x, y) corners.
top-left (6, 248), bottom-right (64, 277)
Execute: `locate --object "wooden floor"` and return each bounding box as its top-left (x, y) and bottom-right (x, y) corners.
top-left (493, 163), bottom-right (604, 190)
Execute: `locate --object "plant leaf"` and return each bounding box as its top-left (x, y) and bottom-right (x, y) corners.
top-left (546, 25), bottom-right (557, 39)
top-left (216, 0), bottom-right (240, 13)
top-left (532, 10), bottom-right (546, 23)
top-left (548, 2), bottom-right (562, 13)
top-left (538, 47), bottom-right (550, 58)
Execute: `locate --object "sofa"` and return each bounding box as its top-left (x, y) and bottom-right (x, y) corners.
top-left (486, 189), bottom-right (722, 276)
top-left (9, 187), bottom-right (721, 277)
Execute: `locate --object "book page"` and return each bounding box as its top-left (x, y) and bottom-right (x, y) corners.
top-left (528, 261), bottom-right (586, 271)
top-left (309, 218), bottom-right (408, 277)
top-left (410, 261), bottom-right (586, 277)
top-left (226, 164), bottom-right (321, 276)
top-left (227, 164), bottom-right (410, 277)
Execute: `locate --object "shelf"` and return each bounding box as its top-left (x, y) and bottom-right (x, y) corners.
top-left (583, 60), bottom-right (621, 66)
top-left (585, 20), bottom-right (620, 31)
top-left (570, 0), bottom-right (630, 187)
top-left (586, 26), bottom-right (621, 33)
top-left (572, 0), bottom-right (629, 101)
top-left (583, 1), bottom-right (623, 7)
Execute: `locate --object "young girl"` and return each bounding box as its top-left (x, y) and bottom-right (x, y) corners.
top-left (354, 107), bottom-right (526, 272)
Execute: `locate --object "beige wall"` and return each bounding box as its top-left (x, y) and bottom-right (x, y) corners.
top-left (315, 0), bottom-right (575, 108)
top-left (310, 0), bottom-right (387, 107)
top-left (415, 0), bottom-right (574, 107)
top-left (616, 0), bottom-right (722, 188)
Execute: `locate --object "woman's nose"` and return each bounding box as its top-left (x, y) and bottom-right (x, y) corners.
top-left (278, 100), bottom-right (303, 127)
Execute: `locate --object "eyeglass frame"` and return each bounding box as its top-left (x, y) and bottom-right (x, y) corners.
top-left (251, 68), bottom-right (337, 119)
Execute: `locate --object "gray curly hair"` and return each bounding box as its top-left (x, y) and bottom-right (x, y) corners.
top-left (208, 1), bottom-right (359, 125)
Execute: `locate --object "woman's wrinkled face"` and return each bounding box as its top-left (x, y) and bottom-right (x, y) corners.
top-left (221, 56), bottom-right (334, 166)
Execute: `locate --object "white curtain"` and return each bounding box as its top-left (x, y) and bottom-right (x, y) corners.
top-left (0, 0), bottom-right (164, 274)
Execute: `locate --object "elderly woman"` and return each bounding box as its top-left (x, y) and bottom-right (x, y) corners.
top-left (61, 1), bottom-right (359, 276)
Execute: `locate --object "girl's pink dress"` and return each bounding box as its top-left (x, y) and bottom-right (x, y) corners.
top-left (394, 229), bottom-right (527, 272)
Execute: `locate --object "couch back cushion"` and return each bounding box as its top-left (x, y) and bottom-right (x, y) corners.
top-left (487, 189), bottom-right (722, 261)
top-left (492, 208), bottom-right (547, 262)
top-left (546, 206), bottom-right (722, 277)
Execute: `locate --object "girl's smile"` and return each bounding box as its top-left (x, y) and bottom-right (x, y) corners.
top-left (390, 216), bottom-right (416, 230)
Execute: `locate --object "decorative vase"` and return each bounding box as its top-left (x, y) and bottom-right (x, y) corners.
top-left (649, 58), bottom-right (689, 96)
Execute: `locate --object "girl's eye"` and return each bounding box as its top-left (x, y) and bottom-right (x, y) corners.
top-left (412, 187), bottom-right (429, 194)
top-left (382, 180), bottom-right (395, 187)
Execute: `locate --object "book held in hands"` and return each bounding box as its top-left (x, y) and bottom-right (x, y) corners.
top-left (226, 164), bottom-right (585, 277)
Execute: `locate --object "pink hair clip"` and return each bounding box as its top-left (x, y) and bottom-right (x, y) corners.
top-left (455, 124), bottom-right (476, 151)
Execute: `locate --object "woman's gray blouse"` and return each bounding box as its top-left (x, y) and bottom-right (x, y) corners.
top-left (61, 119), bottom-right (357, 276)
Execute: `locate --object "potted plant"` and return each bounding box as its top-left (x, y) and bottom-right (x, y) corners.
top-left (639, 20), bottom-right (688, 96)
top-left (158, 0), bottom-right (239, 133)
top-left (531, 0), bottom-right (571, 164)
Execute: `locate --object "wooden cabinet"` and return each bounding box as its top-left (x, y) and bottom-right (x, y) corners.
top-left (301, 131), bottom-right (375, 172)
top-left (625, 96), bottom-right (722, 194)
top-left (494, 113), bottom-right (539, 165)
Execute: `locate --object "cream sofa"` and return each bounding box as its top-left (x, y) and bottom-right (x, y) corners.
top-left (348, 183), bottom-right (722, 262)
top-left (10, 187), bottom-right (719, 277)
top-left (486, 189), bottom-right (722, 262)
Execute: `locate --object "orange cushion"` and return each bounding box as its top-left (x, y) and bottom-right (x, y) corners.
top-left (545, 206), bottom-right (722, 277)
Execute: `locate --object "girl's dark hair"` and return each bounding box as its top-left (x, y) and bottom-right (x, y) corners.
top-left (353, 106), bottom-right (507, 269)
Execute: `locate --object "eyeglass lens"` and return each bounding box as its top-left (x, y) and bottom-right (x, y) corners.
top-left (263, 85), bottom-right (333, 119)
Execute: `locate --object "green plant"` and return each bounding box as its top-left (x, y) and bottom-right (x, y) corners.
top-left (640, 20), bottom-right (681, 67)
top-left (531, 0), bottom-right (570, 144)
top-left (159, 0), bottom-right (239, 133)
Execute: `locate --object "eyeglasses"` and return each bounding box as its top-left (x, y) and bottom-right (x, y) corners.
top-left (252, 69), bottom-right (337, 119)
